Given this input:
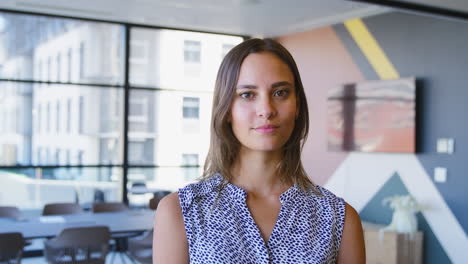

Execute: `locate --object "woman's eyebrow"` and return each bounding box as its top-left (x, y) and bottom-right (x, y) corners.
top-left (236, 84), bottom-right (257, 89)
top-left (271, 81), bottom-right (293, 89)
top-left (237, 81), bottom-right (293, 90)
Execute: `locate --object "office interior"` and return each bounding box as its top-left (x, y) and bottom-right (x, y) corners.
top-left (0, 0), bottom-right (467, 263)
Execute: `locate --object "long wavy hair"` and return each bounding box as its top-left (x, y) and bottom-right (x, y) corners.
top-left (201, 38), bottom-right (316, 193)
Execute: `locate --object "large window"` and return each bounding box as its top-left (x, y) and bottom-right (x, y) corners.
top-left (0, 10), bottom-right (243, 211)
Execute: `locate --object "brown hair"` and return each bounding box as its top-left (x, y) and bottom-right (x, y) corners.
top-left (201, 38), bottom-right (316, 193)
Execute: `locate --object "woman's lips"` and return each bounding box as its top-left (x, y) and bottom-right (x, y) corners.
top-left (254, 125), bottom-right (279, 133)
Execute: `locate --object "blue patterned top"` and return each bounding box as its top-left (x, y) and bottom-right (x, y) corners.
top-left (178, 174), bottom-right (346, 264)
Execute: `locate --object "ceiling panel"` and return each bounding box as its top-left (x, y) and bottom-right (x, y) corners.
top-left (0, 0), bottom-right (388, 36)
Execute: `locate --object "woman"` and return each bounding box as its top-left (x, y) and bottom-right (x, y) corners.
top-left (153, 38), bottom-right (365, 263)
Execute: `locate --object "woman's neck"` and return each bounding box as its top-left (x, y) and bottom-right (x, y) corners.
top-left (230, 148), bottom-right (290, 197)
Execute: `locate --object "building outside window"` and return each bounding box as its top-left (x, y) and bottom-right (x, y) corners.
top-left (55, 149), bottom-right (60, 164)
top-left (56, 53), bottom-right (61, 81)
top-left (129, 96), bottom-right (148, 132)
top-left (56, 101), bottom-right (60, 133)
top-left (182, 97), bottom-right (199, 119)
top-left (128, 140), bottom-right (153, 164)
top-left (37, 104), bottom-right (41, 132)
top-left (37, 60), bottom-right (42, 82)
top-left (66, 149), bottom-right (71, 165)
top-left (79, 41), bottom-right (85, 79)
top-left (47, 56), bottom-right (52, 81)
top-left (222, 44), bottom-right (235, 58)
top-left (182, 153), bottom-right (199, 181)
top-left (130, 40), bottom-right (149, 64)
top-left (66, 98), bottom-right (71, 133)
top-left (46, 102), bottom-right (51, 133)
top-left (78, 96), bottom-right (84, 134)
top-left (67, 48), bottom-right (72, 82)
top-left (184, 40), bottom-right (201, 63)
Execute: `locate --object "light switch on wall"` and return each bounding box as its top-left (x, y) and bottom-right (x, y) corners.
top-left (437, 138), bottom-right (455, 154)
top-left (434, 167), bottom-right (447, 183)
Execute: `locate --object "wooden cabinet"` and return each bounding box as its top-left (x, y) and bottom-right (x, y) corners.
top-left (363, 222), bottom-right (423, 264)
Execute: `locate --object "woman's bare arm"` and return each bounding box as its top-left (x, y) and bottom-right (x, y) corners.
top-left (153, 192), bottom-right (189, 264)
top-left (337, 203), bottom-right (366, 264)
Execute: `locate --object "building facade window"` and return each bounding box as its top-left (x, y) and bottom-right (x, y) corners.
top-left (37, 60), bottom-right (42, 81)
top-left (37, 104), bottom-right (41, 133)
top-left (67, 48), bottom-right (72, 82)
top-left (130, 40), bottom-right (149, 64)
top-left (184, 40), bottom-right (201, 63)
top-left (47, 57), bottom-right (52, 81)
top-left (56, 53), bottom-right (61, 81)
top-left (182, 97), bottom-right (199, 119)
top-left (79, 42), bottom-right (85, 79)
top-left (222, 44), bottom-right (235, 58)
top-left (182, 153), bottom-right (199, 181)
top-left (78, 96), bottom-right (84, 134)
top-left (129, 96), bottom-right (148, 132)
top-left (55, 149), bottom-right (60, 164)
top-left (66, 99), bottom-right (72, 133)
top-left (66, 149), bottom-right (71, 165)
top-left (56, 101), bottom-right (60, 133)
top-left (46, 102), bottom-right (51, 133)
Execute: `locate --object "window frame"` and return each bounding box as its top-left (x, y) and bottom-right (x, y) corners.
top-left (0, 8), bottom-right (247, 205)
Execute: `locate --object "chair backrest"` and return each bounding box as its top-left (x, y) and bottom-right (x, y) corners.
top-left (42, 203), bottom-right (84, 216)
top-left (131, 182), bottom-right (146, 188)
top-left (93, 189), bottom-right (106, 203)
top-left (0, 206), bottom-right (21, 220)
top-left (44, 226), bottom-right (110, 264)
top-left (149, 197), bottom-right (158, 210)
top-left (0, 232), bottom-right (24, 264)
top-left (92, 202), bottom-right (128, 213)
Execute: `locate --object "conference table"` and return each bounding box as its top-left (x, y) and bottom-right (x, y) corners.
top-left (0, 210), bottom-right (155, 239)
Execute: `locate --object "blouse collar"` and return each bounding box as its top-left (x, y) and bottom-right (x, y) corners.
top-left (210, 173), bottom-right (301, 205)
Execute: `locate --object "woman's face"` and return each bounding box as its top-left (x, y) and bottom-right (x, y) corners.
top-left (229, 52), bottom-right (298, 153)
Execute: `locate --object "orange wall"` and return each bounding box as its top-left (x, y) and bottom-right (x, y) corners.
top-left (276, 27), bottom-right (364, 185)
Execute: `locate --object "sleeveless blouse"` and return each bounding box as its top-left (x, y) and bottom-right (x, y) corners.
top-left (178, 174), bottom-right (346, 264)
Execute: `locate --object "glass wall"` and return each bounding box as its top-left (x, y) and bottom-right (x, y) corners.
top-left (0, 11), bottom-right (243, 210)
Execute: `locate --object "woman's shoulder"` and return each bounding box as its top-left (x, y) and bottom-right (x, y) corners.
top-left (157, 192), bottom-right (182, 215)
top-left (304, 183), bottom-right (342, 200)
top-left (303, 184), bottom-right (346, 212)
top-left (178, 174), bottom-right (223, 210)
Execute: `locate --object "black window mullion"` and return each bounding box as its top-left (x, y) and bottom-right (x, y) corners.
top-left (122, 25), bottom-right (131, 204)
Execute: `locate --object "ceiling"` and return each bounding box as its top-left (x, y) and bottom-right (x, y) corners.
top-left (0, 0), bottom-right (466, 37)
top-left (396, 0), bottom-right (468, 13)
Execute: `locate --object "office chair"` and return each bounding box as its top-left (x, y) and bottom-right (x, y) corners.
top-left (128, 230), bottom-right (153, 264)
top-left (0, 232), bottom-right (24, 264)
top-left (42, 203), bottom-right (84, 216)
top-left (0, 206), bottom-right (21, 220)
top-left (44, 226), bottom-right (110, 264)
top-left (92, 202), bottom-right (128, 213)
top-left (92, 202), bottom-right (136, 263)
top-left (0, 206), bottom-right (33, 248)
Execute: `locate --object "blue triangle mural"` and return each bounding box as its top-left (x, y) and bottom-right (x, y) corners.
top-left (359, 172), bottom-right (451, 264)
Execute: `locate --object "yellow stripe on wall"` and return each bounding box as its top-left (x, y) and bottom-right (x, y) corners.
top-left (344, 18), bottom-right (399, 80)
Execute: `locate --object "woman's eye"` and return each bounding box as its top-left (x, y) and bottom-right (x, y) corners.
top-left (239, 92), bottom-right (254, 99)
top-left (274, 90), bottom-right (288, 97)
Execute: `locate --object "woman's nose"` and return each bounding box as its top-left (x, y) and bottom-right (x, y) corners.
top-left (257, 97), bottom-right (276, 119)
